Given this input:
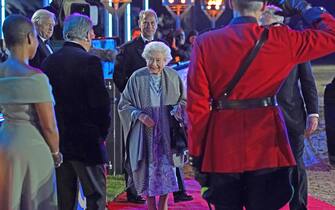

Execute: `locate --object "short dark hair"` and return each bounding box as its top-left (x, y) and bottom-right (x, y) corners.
top-left (2, 15), bottom-right (35, 49)
top-left (186, 30), bottom-right (198, 44)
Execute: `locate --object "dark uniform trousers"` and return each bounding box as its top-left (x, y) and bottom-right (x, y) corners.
top-left (207, 167), bottom-right (293, 210)
top-left (288, 132), bottom-right (308, 210)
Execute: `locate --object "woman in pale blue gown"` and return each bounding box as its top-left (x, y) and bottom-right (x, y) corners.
top-left (0, 15), bottom-right (61, 210)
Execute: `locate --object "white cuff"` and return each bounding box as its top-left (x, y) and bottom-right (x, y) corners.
top-left (308, 113), bottom-right (319, 118)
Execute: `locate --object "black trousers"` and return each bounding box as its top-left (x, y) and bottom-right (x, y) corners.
top-left (288, 132), bottom-right (308, 210)
top-left (124, 160), bottom-right (137, 198)
top-left (206, 167), bottom-right (293, 210)
top-left (56, 161), bottom-right (106, 210)
top-left (173, 167), bottom-right (186, 196)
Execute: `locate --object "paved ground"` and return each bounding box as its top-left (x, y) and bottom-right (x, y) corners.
top-left (305, 119), bottom-right (335, 205)
top-left (306, 65), bottom-right (335, 205)
top-left (308, 168), bottom-right (335, 205)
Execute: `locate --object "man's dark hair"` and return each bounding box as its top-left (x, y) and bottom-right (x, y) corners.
top-left (2, 15), bottom-right (35, 49)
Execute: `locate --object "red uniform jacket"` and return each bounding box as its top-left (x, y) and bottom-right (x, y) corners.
top-left (187, 13), bottom-right (335, 173)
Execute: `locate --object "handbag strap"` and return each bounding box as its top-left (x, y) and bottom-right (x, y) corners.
top-left (219, 28), bottom-right (269, 100)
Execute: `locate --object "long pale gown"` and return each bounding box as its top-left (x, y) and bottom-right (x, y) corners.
top-left (0, 73), bottom-right (57, 210)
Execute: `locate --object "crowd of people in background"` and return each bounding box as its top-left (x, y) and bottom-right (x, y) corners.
top-left (1, 0), bottom-right (335, 210)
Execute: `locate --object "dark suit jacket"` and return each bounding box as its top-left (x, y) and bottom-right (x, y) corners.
top-left (113, 36), bottom-right (147, 92)
top-left (277, 62), bottom-right (318, 135)
top-left (30, 36), bottom-right (54, 69)
top-left (324, 78), bottom-right (335, 158)
top-left (41, 42), bottom-right (111, 165)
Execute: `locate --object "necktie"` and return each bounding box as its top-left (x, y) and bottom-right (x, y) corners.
top-left (45, 40), bottom-right (53, 54)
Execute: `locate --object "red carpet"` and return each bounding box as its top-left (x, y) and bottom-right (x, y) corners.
top-left (107, 179), bottom-right (335, 210)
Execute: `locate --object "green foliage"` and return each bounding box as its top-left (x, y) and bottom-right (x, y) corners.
top-left (107, 175), bottom-right (125, 201)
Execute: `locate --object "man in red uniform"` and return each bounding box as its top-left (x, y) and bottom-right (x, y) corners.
top-left (187, 0), bottom-right (335, 209)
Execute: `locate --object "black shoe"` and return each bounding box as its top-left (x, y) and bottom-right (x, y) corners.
top-left (127, 195), bottom-right (146, 204)
top-left (174, 192), bottom-right (193, 203)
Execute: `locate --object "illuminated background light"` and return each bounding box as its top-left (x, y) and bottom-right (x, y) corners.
top-left (201, 0), bottom-right (225, 28)
top-left (101, 0), bottom-right (132, 37)
top-left (0, 0), bottom-right (5, 38)
top-left (162, 0), bottom-right (194, 29)
top-left (144, 0), bottom-right (149, 10)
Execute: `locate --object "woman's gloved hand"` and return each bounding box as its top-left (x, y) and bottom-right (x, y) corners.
top-left (139, 113), bottom-right (155, 128)
top-left (269, 0), bottom-right (311, 16)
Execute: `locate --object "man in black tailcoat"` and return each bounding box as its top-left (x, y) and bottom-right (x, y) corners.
top-left (260, 7), bottom-right (319, 210)
top-left (277, 63), bottom-right (319, 210)
top-left (42, 14), bottom-right (110, 210)
top-left (30, 9), bottom-right (56, 68)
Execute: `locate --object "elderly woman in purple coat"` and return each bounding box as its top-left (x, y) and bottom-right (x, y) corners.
top-left (118, 41), bottom-right (186, 210)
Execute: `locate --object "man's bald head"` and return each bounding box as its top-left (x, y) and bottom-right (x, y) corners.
top-left (2, 15), bottom-right (36, 49)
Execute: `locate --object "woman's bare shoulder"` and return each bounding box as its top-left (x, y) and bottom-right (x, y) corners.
top-left (26, 65), bottom-right (43, 76)
top-left (0, 60), bottom-right (43, 77)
